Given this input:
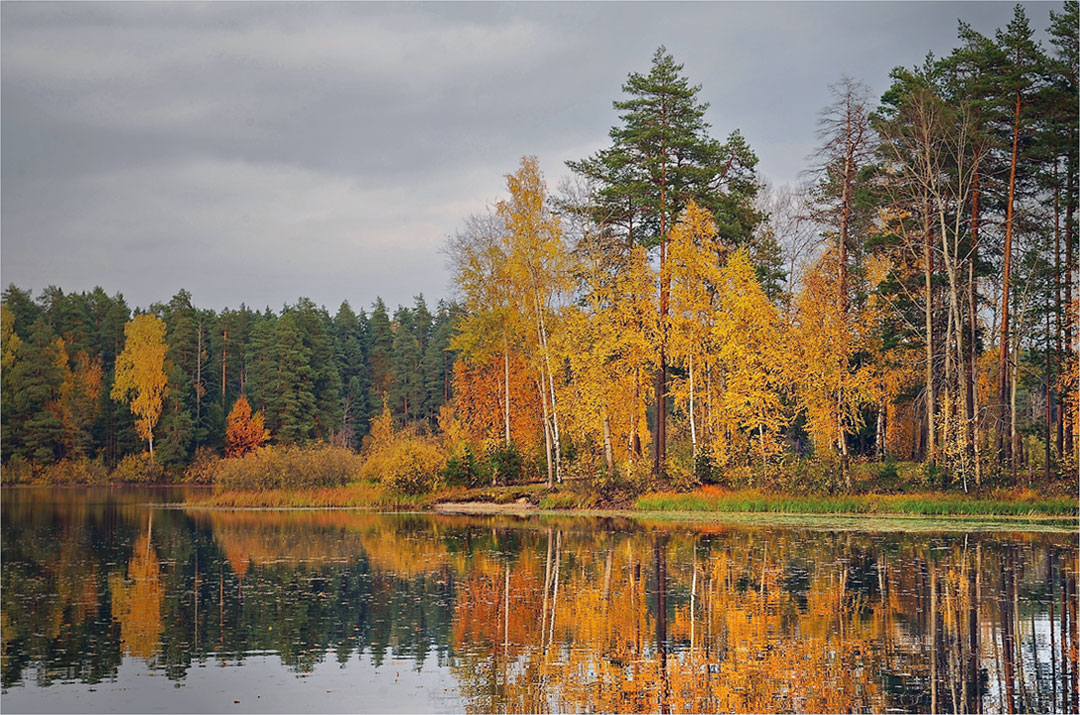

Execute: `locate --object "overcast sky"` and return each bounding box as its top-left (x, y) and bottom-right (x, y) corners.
top-left (1, 1), bottom-right (1055, 314)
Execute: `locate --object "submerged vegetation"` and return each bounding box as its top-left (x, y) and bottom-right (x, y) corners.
top-left (2, 5), bottom-right (1078, 516)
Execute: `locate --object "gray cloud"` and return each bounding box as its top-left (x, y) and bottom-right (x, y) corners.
top-left (1, 1), bottom-right (1050, 312)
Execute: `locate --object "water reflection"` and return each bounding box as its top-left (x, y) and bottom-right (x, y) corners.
top-left (1, 488), bottom-right (1077, 713)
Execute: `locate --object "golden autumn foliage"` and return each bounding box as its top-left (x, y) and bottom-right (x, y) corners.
top-left (111, 314), bottom-right (169, 455)
top-left (792, 249), bottom-right (878, 471)
top-left (665, 203), bottom-right (791, 469)
top-left (55, 348), bottom-right (103, 458)
top-left (109, 523), bottom-right (164, 661)
top-left (0, 303), bottom-right (20, 371)
top-left (360, 404), bottom-right (446, 494)
top-left (563, 233), bottom-right (657, 476)
top-left (225, 394), bottom-right (269, 457)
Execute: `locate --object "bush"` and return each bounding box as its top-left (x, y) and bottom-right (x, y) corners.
top-left (486, 443), bottom-right (523, 485)
top-left (665, 454), bottom-right (701, 493)
top-left (363, 437), bottom-right (445, 495)
top-left (213, 444), bottom-right (363, 491)
top-left (359, 405), bottom-right (447, 494)
top-left (37, 457), bottom-right (109, 484)
top-left (184, 446), bottom-right (221, 484)
top-left (380, 440), bottom-right (447, 496)
top-left (1, 455), bottom-right (34, 485)
top-left (442, 446), bottom-right (479, 487)
top-left (112, 452), bottom-right (166, 483)
top-left (694, 452), bottom-right (718, 484)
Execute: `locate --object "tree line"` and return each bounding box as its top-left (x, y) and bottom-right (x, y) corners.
top-left (2, 3), bottom-right (1076, 491)
top-left (1, 285), bottom-right (458, 471)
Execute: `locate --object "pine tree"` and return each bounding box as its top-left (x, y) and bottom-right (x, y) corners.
top-left (367, 298), bottom-right (394, 419)
top-left (568, 46), bottom-right (761, 475)
top-left (3, 318), bottom-right (65, 463)
top-left (272, 311), bottom-right (316, 444)
top-left (390, 305), bottom-right (423, 423)
top-left (334, 301), bottom-right (370, 448)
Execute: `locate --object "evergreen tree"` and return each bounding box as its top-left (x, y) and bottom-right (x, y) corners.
top-left (390, 305), bottom-right (423, 423)
top-left (272, 311), bottom-right (316, 444)
top-left (2, 285), bottom-right (41, 337)
top-left (568, 45), bottom-right (761, 475)
top-left (334, 301), bottom-right (370, 449)
top-left (2, 318), bottom-right (65, 463)
top-left (244, 313), bottom-right (278, 418)
top-left (367, 298), bottom-right (394, 418)
top-left (288, 299), bottom-right (341, 440)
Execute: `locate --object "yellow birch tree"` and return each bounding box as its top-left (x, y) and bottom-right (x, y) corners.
top-left (111, 314), bottom-right (169, 456)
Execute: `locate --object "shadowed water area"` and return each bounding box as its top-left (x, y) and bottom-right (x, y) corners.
top-left (1, 487), bottom-right (1077, 713)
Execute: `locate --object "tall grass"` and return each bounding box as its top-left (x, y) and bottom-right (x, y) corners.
top-left (195, 482), bottom-right (468, 509)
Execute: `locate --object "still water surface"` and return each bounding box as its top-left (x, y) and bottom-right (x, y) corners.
top-left (1, 487), bottom-right (1077, 713)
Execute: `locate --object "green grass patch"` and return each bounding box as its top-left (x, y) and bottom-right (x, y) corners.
top-left (635, 487), bottom-right (1078, 518)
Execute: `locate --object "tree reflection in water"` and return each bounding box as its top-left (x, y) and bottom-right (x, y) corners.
top-left (1, 488), bottom-right (1076, 714)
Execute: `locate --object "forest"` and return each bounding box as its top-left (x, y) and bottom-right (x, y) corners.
top-left (2, 3), bottom-right (1077, 498)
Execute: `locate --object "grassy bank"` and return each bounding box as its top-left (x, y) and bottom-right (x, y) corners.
top-left (635, 487), bottom-right (1078, 518)
top-left (191, 480), bottom-right (1077, 520)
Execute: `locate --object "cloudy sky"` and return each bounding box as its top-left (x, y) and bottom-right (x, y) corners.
top-left (1, 2), bottom-right (1053, 313)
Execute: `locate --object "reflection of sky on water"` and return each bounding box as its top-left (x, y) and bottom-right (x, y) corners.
top-left (2, 653), bottom-right (464, 714)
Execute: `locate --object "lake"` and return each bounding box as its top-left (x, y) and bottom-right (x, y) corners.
top-left (1, 487), bottom-right (1076, 713)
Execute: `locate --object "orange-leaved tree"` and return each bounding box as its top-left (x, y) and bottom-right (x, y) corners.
top-left (225, 394), bottom-right (269, 457)
top-left (111, 314), bottom-right (168, 456)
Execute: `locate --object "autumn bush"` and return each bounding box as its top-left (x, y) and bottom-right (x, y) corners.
top-left (37, 457), bottom-right (109, 484)
top-left (183, 445), bottom-right (221, 484)
top-left (1, 455), bottom-right (34, 484)
top-left (366, 438), bottom-right (446, 495)
top-left (359, 406), bottom-right (447, 494)
top-left (212, 444), bottom-right (363, 492)
top-left (111, 452), bottom-right (166, 483)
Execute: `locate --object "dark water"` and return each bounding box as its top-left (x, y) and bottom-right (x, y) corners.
top-left (1, 487), bottom-right (1077, 713)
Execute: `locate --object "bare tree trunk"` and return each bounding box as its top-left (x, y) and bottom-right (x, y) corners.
top-left (541, 527), bottom-right (552, 645)
top-left (535, 299), bottom-right (563, 483)
top-left (689, 352), bottom-right (697, 458)
top-left (601, 406), bottom-right (614, 478)
top-left (1055, 163), bottom-right (1064, 462)
top-left (925, 202), bottom-right (937, 464)
top-left (931, 564), bottom-right (938, 714)
top-left (876, 400), bottom-right (885, 461)
top-left (503, 336), bottom-right (511, 446)
top-left (538, 377), bottom-right (553, 488)
top-left (1047, 306), bottom-right (1053, 481)
top-left (968, 168), bottom-right (981, 487)
top-left (548, 530), bottom-right (561, 646)
top-left (1065, 145), bottom-right (1076, 463)
top-left (196, 322), bottom-right (202, 428)
top-left (998, 89), bottom-right (1021, 467)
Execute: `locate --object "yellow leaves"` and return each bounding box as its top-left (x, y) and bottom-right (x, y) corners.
top-left (111, 314), bottom-right (169, 451)
top-left (562, 241), bottom-right (656, 462)
top-left (665, 202), bottom-right (791, 466)
top-left (109, 528), bottom-right (164, 661)
top-left (0, 303), bottom-right (19, 371)
top-left (791, 249), bottom-right (879, 455)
